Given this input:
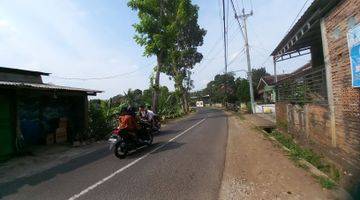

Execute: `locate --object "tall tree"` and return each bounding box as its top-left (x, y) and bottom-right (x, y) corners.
top-left (235, 77), bottom-right (250, 103)
top-left (128, 0), bottom-right (178, 112)
top-left (163, 0), bottom-right (206, 113)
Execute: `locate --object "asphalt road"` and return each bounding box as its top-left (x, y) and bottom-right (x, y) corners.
top-left (0, 108), bottom-right (228, 200)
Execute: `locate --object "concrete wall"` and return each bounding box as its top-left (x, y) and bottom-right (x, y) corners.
top-left (324, 0), bottom-right (360, 167)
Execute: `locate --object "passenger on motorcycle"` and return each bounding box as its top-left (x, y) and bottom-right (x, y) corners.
top-left (138, 105), bottom-right (148, 120)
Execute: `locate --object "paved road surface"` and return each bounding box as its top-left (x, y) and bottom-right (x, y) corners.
top-left (0, 108), bottom-right (228, 200)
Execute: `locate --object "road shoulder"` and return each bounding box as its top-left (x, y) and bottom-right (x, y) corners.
top-left (219, 113), bottom-right (334, 200)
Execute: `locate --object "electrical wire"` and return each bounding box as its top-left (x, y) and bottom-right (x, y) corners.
top-left (51, 62), bottom-right (156, 81)
top-left (195, 24), bottom-right (239, 75)
top-left (228, 48), bottom-right (245, 67)
top-left (286, 0), bottom-right (311, 34)
top-left (248, 0), bottom-right (253, 11)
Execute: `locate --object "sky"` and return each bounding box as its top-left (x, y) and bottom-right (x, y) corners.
top-left (0, 0), bottom-right (312, 99)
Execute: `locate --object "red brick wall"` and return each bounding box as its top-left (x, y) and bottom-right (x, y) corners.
top-left (324, 0), bottom-right (360, 166)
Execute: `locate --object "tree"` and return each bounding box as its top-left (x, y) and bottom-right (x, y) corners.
top-left (235, 78), bottom-right (250, 103)
top-left (203, 73), bottom-right (237, 104)
top-left (163, 0), bottom-right (206, 113)
top-left (128, 0), bottom-right (179, 112)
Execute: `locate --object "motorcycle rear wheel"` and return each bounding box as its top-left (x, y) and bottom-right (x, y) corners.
top-left (146, 134), bottom-right (153, 146)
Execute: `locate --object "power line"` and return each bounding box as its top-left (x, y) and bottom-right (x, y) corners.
top-left (51, 62), bottom-right (155, 81)
top-left (286, 0), bottom-right (310, 34)
top-left (248, 0), bottom-right (253, 11)
top-left (228, 48), bottom-right (245, 67)
top-left (52, 69), bottom-right (141, 81)
top-left (194, 19), bottom-right (237, 74)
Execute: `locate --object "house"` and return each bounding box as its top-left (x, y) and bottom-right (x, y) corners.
top-left (257, 74), bottom-right (289, 103)
top-left (271, 0), bottom-right (360, 190)
top-left (0, 67), bottom-right (101, 160)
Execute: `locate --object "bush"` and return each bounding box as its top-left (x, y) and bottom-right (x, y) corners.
top-left (86, 100), bottom-right (114, 141)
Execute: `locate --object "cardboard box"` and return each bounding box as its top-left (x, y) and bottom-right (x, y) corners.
top-left (56, 132), bottom-right (67, 143)
top-left (46, 134), bottom-right (55, 145)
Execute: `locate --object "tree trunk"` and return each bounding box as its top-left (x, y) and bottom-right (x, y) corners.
top-left (152, 55), bottom-right (162, 113)
top-left (179, 85), bottom-right (189, 113)
top-left (182, 90), bottom-right (189, 113)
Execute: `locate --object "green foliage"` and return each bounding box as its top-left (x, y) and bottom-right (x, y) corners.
top-left (268, 130), bottom-right (342, 185)
top-left (236, 78), bottom-right (250, 103)
top-left (128, 0), bottom-right (206, 113)
top-left (128, 0), bottom-right (178, 57)
top-left (269, 131), bottom-right (323, 167)
top-left (318, 177), bottom-right (335, 189)
top-left (87, 100), bottom-right (115, 141)
top-left (200, 73), bottom-right (252, 106)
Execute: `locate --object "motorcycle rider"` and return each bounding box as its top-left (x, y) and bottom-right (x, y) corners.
top-left (118, 105), bottom-right (140, 142)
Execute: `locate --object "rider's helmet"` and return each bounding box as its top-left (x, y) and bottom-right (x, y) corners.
top-left (127, 105), bottom-right (136, 117)
top-left (117, 104), bottom-right (128, 115)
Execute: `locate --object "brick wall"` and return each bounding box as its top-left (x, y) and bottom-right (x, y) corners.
top-left (275, 102), bottom-right (287, 130)
top-left (305, 104), bottom-right (332, 147)
top-left (324, 0), bottom-right (360, 167)
top-left (276, 102), bottom-right (332, 148)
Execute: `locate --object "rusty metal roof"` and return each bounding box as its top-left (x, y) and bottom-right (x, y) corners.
top-left (0, 81), bottom-right (102, 95)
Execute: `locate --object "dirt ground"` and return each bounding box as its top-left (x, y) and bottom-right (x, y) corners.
top-left (219, 114), bottom-right (336, 200)
top-left (0, 141), bottom-right (106, 184)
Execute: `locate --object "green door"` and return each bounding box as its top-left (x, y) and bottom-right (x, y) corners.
top-left (0, 95), bottom-right (14, 160)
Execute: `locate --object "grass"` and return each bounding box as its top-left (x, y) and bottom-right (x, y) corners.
top-left (318, 176), bottom-right (336, 189)
top-left (236, 113), bottom-right (245, 121)
top-left (268, 130), bottom-right (341, 189)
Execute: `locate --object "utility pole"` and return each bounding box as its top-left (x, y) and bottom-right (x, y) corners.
top-left (236, 8), bottom-right (255, 114)
top-left (273, 57), bottom-right (278, 83)
top-left (222, 0), bottom-right (228, 107)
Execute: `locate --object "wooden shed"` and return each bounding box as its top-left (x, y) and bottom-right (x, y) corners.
top-left (0, 67), bottom-right (101, 160)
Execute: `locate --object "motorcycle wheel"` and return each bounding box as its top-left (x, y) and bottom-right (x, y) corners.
top-left (114, 142), bottom-right (127, 159)
top-left (146, 134), bottom-right (153, 146)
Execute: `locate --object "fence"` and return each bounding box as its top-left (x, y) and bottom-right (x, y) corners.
top-left (276, 66), bottom-right (328, 105)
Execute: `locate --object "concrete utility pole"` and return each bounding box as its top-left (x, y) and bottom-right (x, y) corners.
top-left (273, 57), bottom-right (278, 83)
top-left (236, 9), bottom-right (255, 113)
top-left (222, 0), bottom-right (228, 106)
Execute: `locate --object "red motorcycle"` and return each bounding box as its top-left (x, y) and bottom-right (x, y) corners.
top-left (108, 120), bottom-right (153, 159)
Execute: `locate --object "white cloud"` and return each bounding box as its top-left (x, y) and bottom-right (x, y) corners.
top-left (0, 19), bottom-right (10, 28)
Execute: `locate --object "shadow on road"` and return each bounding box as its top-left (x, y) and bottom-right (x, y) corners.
top-left (151, 141), bottom-right (185, 154)
top-left (0, 147), bottom-right (109, 198)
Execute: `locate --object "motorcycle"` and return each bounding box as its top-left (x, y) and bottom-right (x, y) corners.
top-left (152, 115), bottom-right (161, 132)
top-left (108, 120), bottom-right (154, 159)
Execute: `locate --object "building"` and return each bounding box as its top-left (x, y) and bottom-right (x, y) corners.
top-left (271, 0), bottom-right (360, 191)
top-left (0, 67), bottom-right (101, 160)
top-left (257, 74), bottom-right (289, 103)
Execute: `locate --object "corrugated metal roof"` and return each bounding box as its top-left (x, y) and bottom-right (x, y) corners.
top-left (0, 81), bottom-right (102, 95)
top-left (0, 66), bottom-right (50, 76)
top-left (271, 0), bottom-right (343, 57)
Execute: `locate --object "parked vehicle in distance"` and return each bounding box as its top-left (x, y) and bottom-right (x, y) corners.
top-left (196, 101), bottom-right (204, 107)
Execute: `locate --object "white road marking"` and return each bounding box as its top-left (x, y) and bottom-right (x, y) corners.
top-left (68, 118), bottom-right (207, 200)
